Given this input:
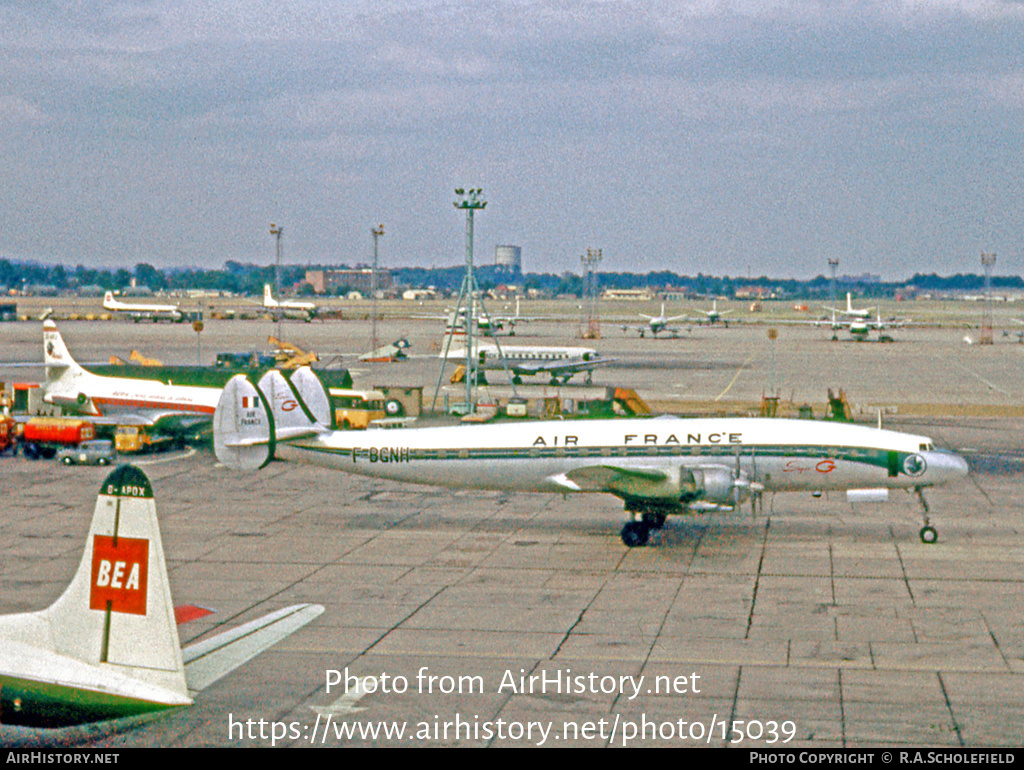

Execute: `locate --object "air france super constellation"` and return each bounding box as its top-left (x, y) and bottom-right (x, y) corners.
top-left (42, 320), bottom-right (222, 436)
top-left (213, 368), bottom-right (968, 547)
top-left (0, 464), bottom-right (322, 735)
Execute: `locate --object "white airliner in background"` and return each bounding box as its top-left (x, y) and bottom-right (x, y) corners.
top-left (817, 307), bottom-right (902, 342)
top-left (263, 284), bottom-right (317, 321)
top-left (624, 304), bottom-right (689, 338)
top-left (42, 321), bottom-right (221, 435)
top-left (442, 343), bottom-right (614, 385)
top-left (214, 368), bottom-right (968, 548)
top-left (824, 292), bottom-right (874, 321)
top-left (692, 300), bottom-right (734, 326)
top-left (103, 292), bottom-right (183, 322)
top-left (0, 464), bottom-right (322, 734)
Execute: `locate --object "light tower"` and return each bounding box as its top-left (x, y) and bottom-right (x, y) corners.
top-left (270, 223), bottom-right (283, 339)
top-left (980, 252), bottom-right (996, 345)
top-left (455, 189), bottom-right (485, 412)
top-left (431, 188), bottom-right (517, 413)
top-left (370, 224), bottom-right (384, 354)
top-left (270, 223), bottom-right (283, 298)
top-left (580, 248), bottom-right (602, 339)
top-left (828, 258), bottom-right (839, 306)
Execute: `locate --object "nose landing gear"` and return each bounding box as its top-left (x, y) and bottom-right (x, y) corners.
top-left (915, 487), bottom-right (938, 544)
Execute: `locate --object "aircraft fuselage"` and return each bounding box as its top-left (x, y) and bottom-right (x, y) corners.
top-left (279, 416), bottom-right (966, 495)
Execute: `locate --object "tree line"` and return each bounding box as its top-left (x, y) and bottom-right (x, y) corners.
top-left (2, 258), bottom-right (1020, 299)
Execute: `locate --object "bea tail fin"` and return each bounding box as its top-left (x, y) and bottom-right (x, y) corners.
top-left (45, 466), bottom-right (188, 696)
top-left (0, 466), bottom-right (192, 727)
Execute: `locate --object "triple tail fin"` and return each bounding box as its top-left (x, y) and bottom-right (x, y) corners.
top-left (214, 367), bottom-right (331, 470)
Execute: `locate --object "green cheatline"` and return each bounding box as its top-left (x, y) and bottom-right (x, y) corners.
top-left (86, 364), bottom-right (353, 390)
top-left (0, 675), bottom-right (181, 729)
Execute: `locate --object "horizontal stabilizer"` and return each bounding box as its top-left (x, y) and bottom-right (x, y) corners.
top-left (182, 604), bottom-right (324, 693)
top-left (214, 375), bottom-right (273, 470)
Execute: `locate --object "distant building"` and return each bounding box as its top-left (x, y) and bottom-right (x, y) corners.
top-left (494, 245), bottom-right (522, 274)
top-left (602, 289), bottom-right (653, 301)
top-left (306, 268), bottom-right (393, 295)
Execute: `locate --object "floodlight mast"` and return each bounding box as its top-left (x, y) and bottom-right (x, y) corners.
top-left (270, 223), bottom-right (283, 340)
top-left (454, 188), bottom-right (486, 411)
top-left (371, 224), bottom-right (385, 354)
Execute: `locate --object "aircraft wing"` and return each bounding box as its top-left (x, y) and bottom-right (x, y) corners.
top-left (73, 410), bottom-right (212, 433)
top-left (182, 604), bottom-right (324, 694)
top-left (549, 463), bottom-right (680, 500)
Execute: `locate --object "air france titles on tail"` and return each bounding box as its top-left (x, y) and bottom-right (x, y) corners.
top-left (214, 367), bottom-right (968, 548)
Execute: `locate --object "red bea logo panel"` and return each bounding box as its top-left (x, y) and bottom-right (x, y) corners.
top-left (89, 535), bottom-right (149, 615)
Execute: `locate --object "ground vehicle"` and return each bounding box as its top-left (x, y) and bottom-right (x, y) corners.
top-left (328, 389), bottom-right (387, 429)
top-left (115, 424), bottom-right (178, 453)
top-left (57, 439), bottom-right (116, 466)
top-left (21, 417), bottom-right (96, 459)
top-left (0, 413), bottom-right (15, 454)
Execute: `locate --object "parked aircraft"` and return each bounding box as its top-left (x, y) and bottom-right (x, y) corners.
top-left (443, 305), bottom-right (522, 337)
top-left (441, 343), bottom-right (613, 385)
top-left (213, 368), bottom-right (968, 547)
top-left (263, 284), bottom-right (317, 321)
top-left (820, 309), bottom-right (900, 342)
top-left (824, 292), bottom-right (874, 320)
top-left (0, 464), bottom-right (322, 732)
top-left (691, 300), bottom-right (734, 326)
top-left (623, 304), bottom-right (689, 338)
top-left (103, 292), bottom-right (183, 323)
top-left (42, 321), bottom-right (221, 435)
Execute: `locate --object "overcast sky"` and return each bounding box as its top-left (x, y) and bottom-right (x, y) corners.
top-left (0, 1), bottom-right (1021, 279)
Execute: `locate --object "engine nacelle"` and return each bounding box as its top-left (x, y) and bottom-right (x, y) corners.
top-left (692, 466), bottom-right (750, 506)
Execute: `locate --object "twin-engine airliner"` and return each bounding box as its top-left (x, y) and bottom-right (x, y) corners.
top-left (213, 368), bottom-right (968, 547)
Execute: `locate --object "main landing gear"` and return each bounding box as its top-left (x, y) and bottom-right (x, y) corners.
top-left (620, 502), bottom-right (674, 547)
top-left (915, 486), bottom-right (938, 544)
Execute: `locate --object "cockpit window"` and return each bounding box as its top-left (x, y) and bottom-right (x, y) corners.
top-left (919, 442), bottom-right (933, 451)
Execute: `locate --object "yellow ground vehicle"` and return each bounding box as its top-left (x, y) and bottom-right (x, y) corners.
top-left (115, 424), bottom-right (176, 453)
top-left (328, 389), bottom-right (387, 430)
